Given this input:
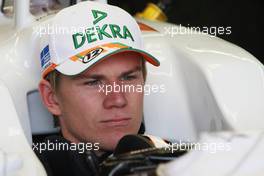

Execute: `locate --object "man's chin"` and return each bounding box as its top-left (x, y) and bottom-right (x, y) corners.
top-left (99, 131), bottom-right (134, 151)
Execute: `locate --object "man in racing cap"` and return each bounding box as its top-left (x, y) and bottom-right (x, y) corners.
top-left (36, 1), bottom-right (160, 175)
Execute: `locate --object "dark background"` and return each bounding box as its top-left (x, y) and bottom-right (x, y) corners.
top-left (108, 0), bottom-right (263, 64)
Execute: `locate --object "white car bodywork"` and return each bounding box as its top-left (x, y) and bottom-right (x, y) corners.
top-left (0, 0), bottom-right (263, 175)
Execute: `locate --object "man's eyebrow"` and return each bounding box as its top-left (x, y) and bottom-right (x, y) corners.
top-left (72, 74), bottom-right (106, 80)
top-left (119, 66), bottom-right (142, 77)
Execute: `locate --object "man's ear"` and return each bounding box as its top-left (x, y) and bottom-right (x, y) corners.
top-left (38, 79), bottom-right (61, 116)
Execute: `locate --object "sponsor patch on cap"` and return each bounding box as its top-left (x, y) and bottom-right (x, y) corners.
top-left (40, 45), bottom-right (51, 69)
top-left (77, 47), bottom-right (104, 64)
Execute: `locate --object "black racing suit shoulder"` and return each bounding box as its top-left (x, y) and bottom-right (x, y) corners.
top-left (33, 135), bottom-right (111, 176)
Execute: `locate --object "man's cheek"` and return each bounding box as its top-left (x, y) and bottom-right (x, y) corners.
top-left (132, 94), bottom-right (144, 108)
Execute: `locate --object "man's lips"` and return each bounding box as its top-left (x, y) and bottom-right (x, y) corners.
top-left (100, 118), bottom-right (131, 127)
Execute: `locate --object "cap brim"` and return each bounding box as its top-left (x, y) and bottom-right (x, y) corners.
top-left (55, 43), bottom-right (160, 77)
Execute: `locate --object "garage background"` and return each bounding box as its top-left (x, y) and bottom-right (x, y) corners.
top-left (108, 0), bottom-right (263, 64)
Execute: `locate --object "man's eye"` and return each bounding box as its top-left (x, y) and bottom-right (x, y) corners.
top-left (84, 80), bottom-right (101, 86)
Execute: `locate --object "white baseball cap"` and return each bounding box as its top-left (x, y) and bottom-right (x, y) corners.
top-left (39, 1), bottom-right (160, 78)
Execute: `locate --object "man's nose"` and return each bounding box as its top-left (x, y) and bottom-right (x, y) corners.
top-left (103, 83), bottom-right (127, 109)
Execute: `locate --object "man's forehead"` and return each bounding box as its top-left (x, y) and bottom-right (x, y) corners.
top-left (77, 52), bottom-right (143, 75)
top-left (72, 65), bottom-right (142, 80)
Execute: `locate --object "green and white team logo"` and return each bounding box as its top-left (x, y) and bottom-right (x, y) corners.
top-left (72, 10), bottom-right (134, 49)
